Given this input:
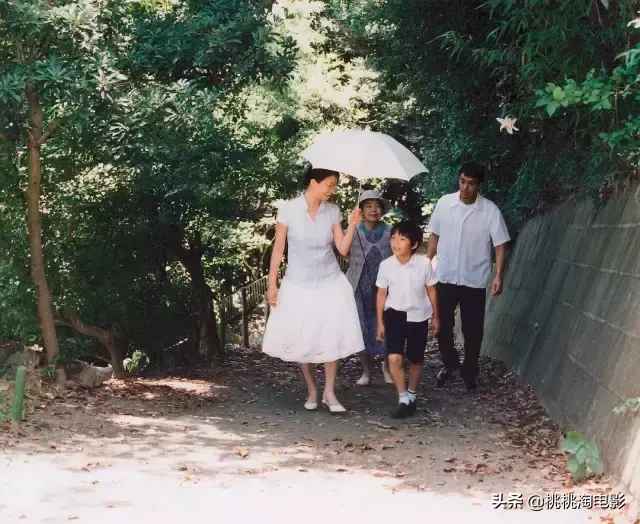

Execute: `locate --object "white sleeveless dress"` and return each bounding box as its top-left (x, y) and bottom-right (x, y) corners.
top-left (262, 195), bottom-right (364, 363)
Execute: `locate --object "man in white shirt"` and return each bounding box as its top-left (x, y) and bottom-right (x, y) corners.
top-left (426, 163), bottom-right (510, 390)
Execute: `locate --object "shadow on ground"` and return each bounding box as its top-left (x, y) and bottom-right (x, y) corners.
top-left (0, 340), bottom-right (635, 523)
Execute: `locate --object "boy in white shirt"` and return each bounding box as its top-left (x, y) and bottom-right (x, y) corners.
top-left (376, 221), bottom-right (440, 419)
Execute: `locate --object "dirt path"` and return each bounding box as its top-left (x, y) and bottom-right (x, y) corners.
top-left (0, 341), bottom-right (636, 523)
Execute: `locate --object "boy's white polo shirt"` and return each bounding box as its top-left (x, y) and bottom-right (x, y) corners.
top-left (376, 254), bottom-right (438, 323)
top-left (428, 191), bottom-right (510, 289)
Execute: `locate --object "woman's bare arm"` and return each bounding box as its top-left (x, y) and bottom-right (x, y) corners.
top-left (267, 223), bottom-right (287, 307)
top-left (333, 208), bottom-right (362, 255)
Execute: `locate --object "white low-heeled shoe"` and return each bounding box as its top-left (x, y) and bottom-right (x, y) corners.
top-left (322, 396), bottom-right (346, 413)
top-left (304, 400), bottom-right (318, 410)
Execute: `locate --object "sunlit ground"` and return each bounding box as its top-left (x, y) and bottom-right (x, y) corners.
top-left (0, 410), bottom-right (610, 523)
top-left (0, 351), bottom-right (635, 523)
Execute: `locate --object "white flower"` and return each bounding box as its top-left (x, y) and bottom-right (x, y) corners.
top-left (496, 116), bottom-right (519, 134)
top-left (628, 17), bottom-right (640, 29)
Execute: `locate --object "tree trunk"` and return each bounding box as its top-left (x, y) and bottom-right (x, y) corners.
top-left (162, 228), bottom-right (222, 361)
top-left (55, 312), bottom-right (126, 379)
top-left (25, 87), bottom-right (64, 384)
top-left (184, 255), bottom-right (221, 361)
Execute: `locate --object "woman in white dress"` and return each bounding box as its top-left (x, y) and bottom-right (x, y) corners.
top-left (263, 167), bottom-right (365, 413)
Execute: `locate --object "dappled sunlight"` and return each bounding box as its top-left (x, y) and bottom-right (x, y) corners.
top-left (1, 349), bottom-right (635, 522)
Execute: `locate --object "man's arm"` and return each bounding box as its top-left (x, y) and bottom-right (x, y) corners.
top-left (489, 205), bottom-right (510, 296)
top-left (426, 233), bottom-right (439, 260)
top-left (492, 243), bottom-right (507, 295)
top-left (425, 199), bottom-right (442, 260)
top-left (425, 284), bottom-right (439, 335)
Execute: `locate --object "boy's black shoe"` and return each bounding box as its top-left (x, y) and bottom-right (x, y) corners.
top-left (464, 378), bottom-right (477, 391)
top-left (390, 402), bottom-right (414, 419)
top-left (436, 367), bottom-right (455, 387)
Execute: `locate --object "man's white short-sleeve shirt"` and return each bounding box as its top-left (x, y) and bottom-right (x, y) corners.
top-left (428, 191), bottom-right (510, 289)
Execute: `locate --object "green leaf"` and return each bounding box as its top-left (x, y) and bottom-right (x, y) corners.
top-left (546, 101), bottom-right (561, 117)
top-left (600, 0), bottom-right (609, 9)
top-left (567, 455), bottom-right (586, 480)
top-left (575, 446), bottom-right (587, 464)
top-left (584, 441), bottom-right (599, 459)
top-left (587, 457), bottom-right (604, 475)
top-left (534, 98), bottom-right (548, 108)
top-left (559, 431), bottom-right (584, 454)
top-left (614, 397), bottom-right (640, 415)
top-left (552, 86), bottom-right (565, 101)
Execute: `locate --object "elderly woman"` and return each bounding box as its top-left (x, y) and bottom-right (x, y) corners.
top-left (346, 190), bottom-right (394, 386)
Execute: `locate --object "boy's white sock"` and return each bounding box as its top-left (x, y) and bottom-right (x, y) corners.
top-left (398, 391), bottom-right (410, 405)
top-left (407, 389), bottom-right (417, 403)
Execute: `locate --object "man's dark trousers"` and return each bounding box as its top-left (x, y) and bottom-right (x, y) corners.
top-left (436, 282), bottom-right (486, 384)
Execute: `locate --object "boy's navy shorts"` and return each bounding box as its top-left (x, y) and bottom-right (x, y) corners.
top-left (383, 308), bottom-right (429, 364)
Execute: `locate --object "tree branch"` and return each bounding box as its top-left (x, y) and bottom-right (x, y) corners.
top-left (39, 118), bottom-right (61, 145)
top-left (54, 316), bottom-right (71, 327)
top-left (55, 311), bottom-right (126, 377)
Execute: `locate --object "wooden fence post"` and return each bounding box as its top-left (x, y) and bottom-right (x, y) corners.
top-left (11, 366), bottom-right (26, 431)
top-left (241, 288), bottom-right (249, 348)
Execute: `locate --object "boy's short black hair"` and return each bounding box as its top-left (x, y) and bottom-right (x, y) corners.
top-left (390, 221), bottom-right (423, 252)
top-left (459, 162), bottom-right (485, 184)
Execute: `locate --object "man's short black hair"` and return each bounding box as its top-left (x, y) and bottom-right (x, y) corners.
top-left (459, 162), bottom-right (485, 184)
top-left (390, 221), bottom-right (423, 252)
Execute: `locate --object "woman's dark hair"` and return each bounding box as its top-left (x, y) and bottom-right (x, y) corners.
top-left (390, 221), bottom-right (423, 252)
top-left (303, 165), bottom-right (339, 189)
top-left (459, 162), bottom-right (485, 184)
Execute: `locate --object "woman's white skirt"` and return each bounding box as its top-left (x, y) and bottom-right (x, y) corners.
top-left (262, 272), bottom-right (364, 363)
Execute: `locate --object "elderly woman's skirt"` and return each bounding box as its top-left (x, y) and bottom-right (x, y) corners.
top-left (354, 246), bottom-right (387, 357)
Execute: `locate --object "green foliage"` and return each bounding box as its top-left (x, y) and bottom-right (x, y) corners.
top-left (613, 397), bottom-right (640, 416)
top-left (0, 392), bottom-right (9, 423)
top-left (41, 365), bottom-right (58, 381)
top-left (333, 0), bottom-right (638, 231)
top-left (0, 363), bottom-right (13, 380)
top-left (0, 0), bottom-right (300, 364)
top-left (124, 350), bottom-right (150, 375)
top-left (559, 431), bottom-right (604, 481)
top-left (2, 0), bottom-right (636, 368)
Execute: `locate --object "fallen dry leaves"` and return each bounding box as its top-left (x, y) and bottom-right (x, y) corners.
top-left (367, 421), bottom-right (395, 430)
top-left (1, 346), bottom-right (630, 521)
top-left (234, 446), bottom-right (250, 459)
top-left (372, 470), bottom-right (406, 479)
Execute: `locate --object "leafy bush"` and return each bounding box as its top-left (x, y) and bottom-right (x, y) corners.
top-left (0, 392), bottom-right (9, 423)
top-left (613, 397), bottom-right (640, 416)
top-left (123, 350), bottom-right (150, 376)
top-left (559, 431), bottom-right (604, 481)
